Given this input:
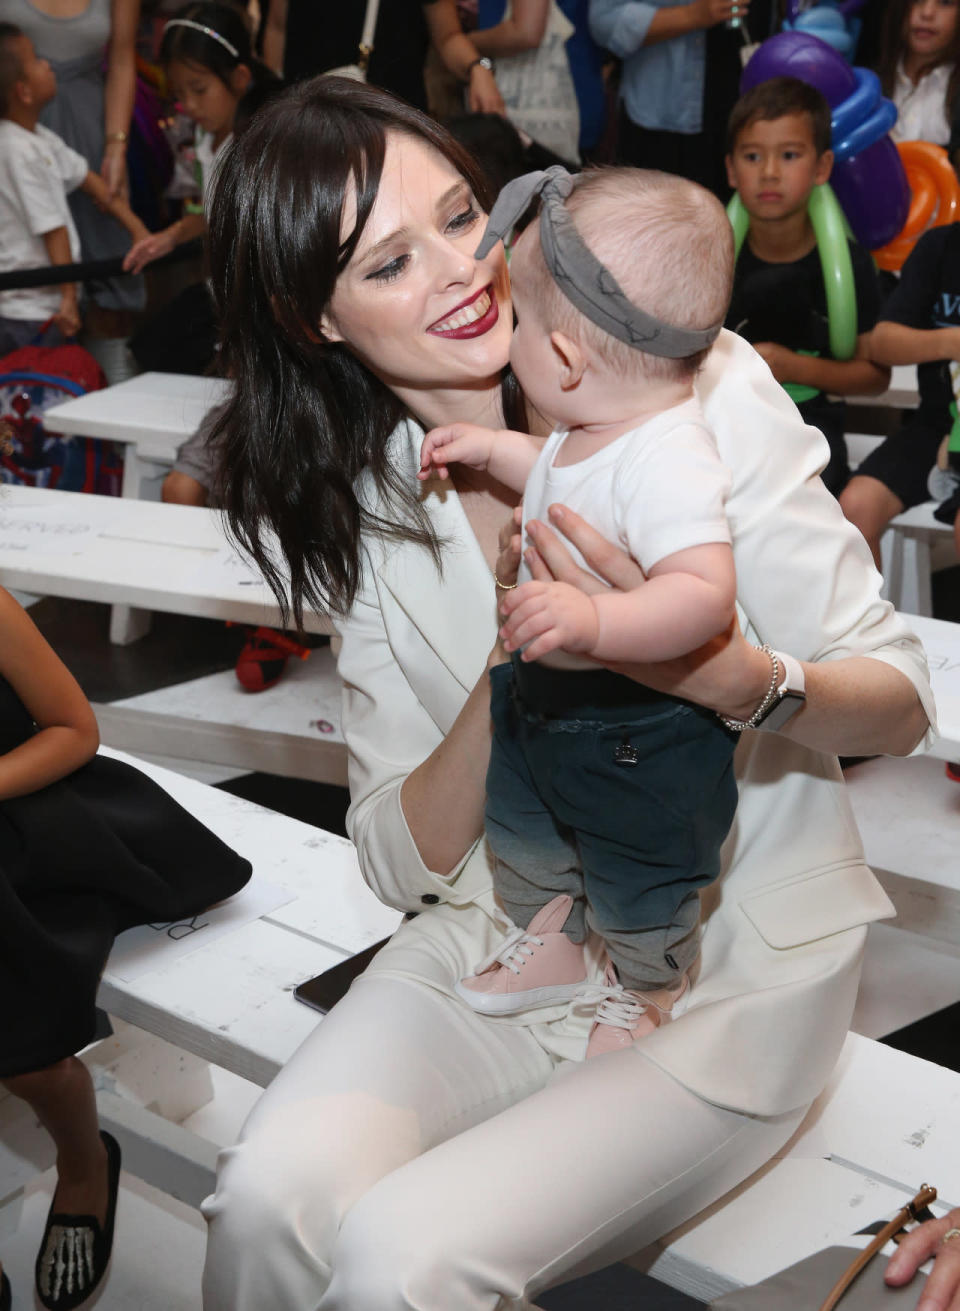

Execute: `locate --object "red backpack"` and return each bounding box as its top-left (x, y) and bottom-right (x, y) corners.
top-left (0, 342), bottom-right (123, 495)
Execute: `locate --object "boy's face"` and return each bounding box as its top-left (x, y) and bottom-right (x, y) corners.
top-left (725, 113), bottom-right (832, 223)
top-left (11, 35), bottom-right (56, 109)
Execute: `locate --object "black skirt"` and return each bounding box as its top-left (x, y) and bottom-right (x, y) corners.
top-left (0, 675), bottom-right (252, 1076)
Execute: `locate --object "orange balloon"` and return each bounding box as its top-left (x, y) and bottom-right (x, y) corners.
top-left (873, 141), bottom-right (960, 270)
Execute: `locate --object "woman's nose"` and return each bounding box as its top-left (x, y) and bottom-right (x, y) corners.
top-left (437, 239), bottom-right (475, 286)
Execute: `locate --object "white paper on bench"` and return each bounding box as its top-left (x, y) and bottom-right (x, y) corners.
top-left (96, 748), bottom-right (402, 1084)
top-left (107, 877), bottom-right (295, 982)
top-left (97, 747), bottom-right (401, 959)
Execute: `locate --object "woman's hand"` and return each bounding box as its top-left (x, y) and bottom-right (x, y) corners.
top-left (692, 0), bottom-right (749, 27)
top-left (123, 226), bottom-right (177, 274)
top-left (100, 143), bottom-right (129, 202)
top-left (524, 504), bottom-right (771, 718)
top-left (468, 63), bottom-right (506, 114)
top-left (885, 1209), bottom-right (960, 1310)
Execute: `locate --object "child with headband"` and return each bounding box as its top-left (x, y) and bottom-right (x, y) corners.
top-left (124, 3), bottom-right (279, 275)
top-left (420, 167), bottom-right (777, 1056)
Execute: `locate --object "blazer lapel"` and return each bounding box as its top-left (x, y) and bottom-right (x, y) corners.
top-left (377, 424), bottom-right (500, 694)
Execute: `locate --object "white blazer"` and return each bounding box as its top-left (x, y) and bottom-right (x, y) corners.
top-left (334, 330), bottom-right (936, 1119)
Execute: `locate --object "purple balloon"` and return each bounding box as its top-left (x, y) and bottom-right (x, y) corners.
top-left (740, 31), bottom-right (856, 105)
top-left (831, 137), bottom-right (910, 248)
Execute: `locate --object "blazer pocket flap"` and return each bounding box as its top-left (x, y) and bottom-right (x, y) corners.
top-left (740, 862), bottom-right (895, 949)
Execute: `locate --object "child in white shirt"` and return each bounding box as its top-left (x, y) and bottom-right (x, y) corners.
top-left (419, 166), bottom-right (746, 1056)
top-left (0, 24), bottom-right (147, 354)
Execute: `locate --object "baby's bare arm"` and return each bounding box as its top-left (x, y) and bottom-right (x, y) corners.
top-left (500, 542), bottom-right (736, 664)
top-left (419, 423), bottom-right (541, 491)
top-left (590, 543), bottom-right (736, 663)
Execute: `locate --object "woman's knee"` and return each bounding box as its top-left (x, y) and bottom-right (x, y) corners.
top-left (205, 1118), bottom-right (341, 1276)
top-left (328, 1190), bottom-right (471, 1311)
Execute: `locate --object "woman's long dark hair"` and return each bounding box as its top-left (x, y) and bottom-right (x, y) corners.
top-left (876, 0), bottom-right (960, 120)
top-left (206, 77), bottom-right (523, 628)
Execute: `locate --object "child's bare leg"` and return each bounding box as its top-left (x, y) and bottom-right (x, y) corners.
top-left (839, 475), bottom-right (905, 570)
top-left (2, 1058), bottom-right (108, 1226)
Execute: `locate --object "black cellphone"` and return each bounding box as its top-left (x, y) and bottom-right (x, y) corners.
top-left (293, 938), bottom-right (392, 1014)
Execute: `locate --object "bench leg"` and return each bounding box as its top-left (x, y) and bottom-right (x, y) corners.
top-left (82, 1019), bottom-right (215, 1125)
top-left (109, 603), bottom-right (153, 645)
top-left (897, 535), bottom-right (933, 617)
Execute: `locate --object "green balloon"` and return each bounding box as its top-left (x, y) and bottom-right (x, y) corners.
top-left (726, 184), bottom-right (857, 362)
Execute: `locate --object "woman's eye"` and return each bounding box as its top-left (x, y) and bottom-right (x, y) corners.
top-left (368, 254), bottom-right (409, 283)
top-left (447, 206), bottom-right (480, 233)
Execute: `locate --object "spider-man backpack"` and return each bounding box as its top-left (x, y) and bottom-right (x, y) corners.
top-left (0, 339), bottom-right (123, 494)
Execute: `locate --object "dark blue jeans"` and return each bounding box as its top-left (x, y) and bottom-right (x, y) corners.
top-left (484, 659), bottom-right (738, 991)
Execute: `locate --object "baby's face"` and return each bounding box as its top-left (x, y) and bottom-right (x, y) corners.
top-left (507, 227), bottom-right (575, 427)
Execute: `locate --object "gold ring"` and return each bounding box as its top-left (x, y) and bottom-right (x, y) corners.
top-left (494, 570), bottom-right (518, 590)
top-left (942, 1228), bottom-right (960, 1247)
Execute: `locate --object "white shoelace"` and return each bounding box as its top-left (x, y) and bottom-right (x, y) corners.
top-left (573, 978), bottom-right (682, 1029)
top-left (594, 989), bottom-right (666, 1030)
top-left (473, 926), bottom-right (545, 976)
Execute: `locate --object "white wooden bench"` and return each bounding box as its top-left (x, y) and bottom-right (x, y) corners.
top-left (43, 372), bottom-right (231, 506)
top-left (1, 743), bottom-right (955, 1305)
top-left (0, 486), bottom-right (344, 781)
top-left (0, 484), bottom-right (332, 642)
top-left (846, 433), bottom-right (957, 617)
top-left (846, 363), bottom-right (919, 411)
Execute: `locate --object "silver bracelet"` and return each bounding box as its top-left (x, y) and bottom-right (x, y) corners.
top-left (719, 645), bottom-right (780, 732)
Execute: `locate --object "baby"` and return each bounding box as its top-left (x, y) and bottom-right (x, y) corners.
top-left (419, 166), bottom-right (744, 1057)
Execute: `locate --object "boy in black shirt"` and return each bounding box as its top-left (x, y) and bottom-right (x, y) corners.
top-left (725, 77), bottom-right (889, 497)
top-left (841, 224), bottom-right (960, 565)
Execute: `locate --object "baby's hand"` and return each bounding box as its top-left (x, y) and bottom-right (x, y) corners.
top-left (419, 423), bottom-right (496, 481)
top-left (499, 580), bottom-right (600, 662)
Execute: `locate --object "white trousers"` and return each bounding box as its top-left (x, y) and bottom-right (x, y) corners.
top-left (202, 974), bottom-right (806, 1311)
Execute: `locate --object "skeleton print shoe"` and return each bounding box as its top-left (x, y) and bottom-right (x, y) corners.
top-left (35, 1131), bottom-right (121, 1310)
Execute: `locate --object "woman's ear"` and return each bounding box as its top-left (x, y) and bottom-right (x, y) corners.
top-left (318, 311), bottom-right (344, 344)
top-left (550, 331), bottom-right (586, 389)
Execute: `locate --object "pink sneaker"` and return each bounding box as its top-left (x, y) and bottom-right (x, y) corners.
top-left (455, 895), bottom-right (588, 1015)
top-left (586, 968), bottom-right (687, 1059)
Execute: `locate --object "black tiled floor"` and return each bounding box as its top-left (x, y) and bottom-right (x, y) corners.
top-left (882, 1001), bottom-right (960, 1071)
top-left (541, 1266), bottom-right (704, 1309)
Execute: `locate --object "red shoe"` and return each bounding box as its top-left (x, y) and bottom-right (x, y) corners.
top-left (947, 762), bottom-right (960, 783)
top-left (233, 626), bottom-right (310, 692)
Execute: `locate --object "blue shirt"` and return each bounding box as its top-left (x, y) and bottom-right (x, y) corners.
top-left (588, 0), bottom-right (708, 133)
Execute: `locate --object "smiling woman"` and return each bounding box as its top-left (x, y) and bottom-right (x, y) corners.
top-left (200, 75), bottom-right (934, 1311)
top-left (208, 86), bottom-right (521, 623)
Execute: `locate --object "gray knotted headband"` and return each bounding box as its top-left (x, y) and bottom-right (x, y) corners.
top-left (475, 166), bottom-right (722, 359)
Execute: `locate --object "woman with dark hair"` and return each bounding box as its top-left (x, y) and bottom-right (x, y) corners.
top-left (199, 76), bottom-right (934, 1310)
top-left (874, 0), bottom-right (960, 149)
